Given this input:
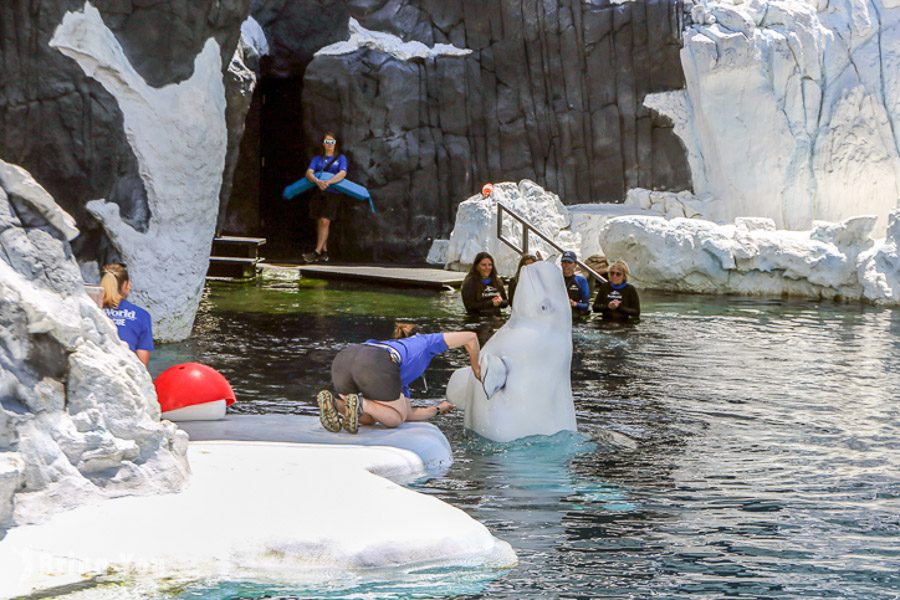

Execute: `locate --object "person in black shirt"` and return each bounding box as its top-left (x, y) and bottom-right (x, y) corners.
top-left (592, 259), bottom-right (640, 321)
top-left (461, 251), bottom-right (508, 317)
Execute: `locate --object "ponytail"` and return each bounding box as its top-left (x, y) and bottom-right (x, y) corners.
top-left (100, 263), bottom-right (129, 309)
top-left (393, 322), bottom-right (418, 339)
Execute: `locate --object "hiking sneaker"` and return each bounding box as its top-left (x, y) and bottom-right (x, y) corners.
top-left (342, 393), bottom-right (361, 434)
top-left (302, 251), bottom-right (319, 263)
top-left (318, 251), bottom-right (329, 263)
top-left (317, 390), bottom-right (341, 433)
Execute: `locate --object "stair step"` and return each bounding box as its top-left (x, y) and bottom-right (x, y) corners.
top-left (211, 236), bottom-right (267, 259)
top-left (213, 236), bottom-right (266, 246)
top-left (206, 256), bottom-right (265, 279)
top-left (208, 256), bottom-right (264, 264)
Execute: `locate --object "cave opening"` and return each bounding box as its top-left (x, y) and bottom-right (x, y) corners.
top-left (225, 74), bottom-right (316, 262)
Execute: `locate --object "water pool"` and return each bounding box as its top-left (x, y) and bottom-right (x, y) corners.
top-left (148, 278), bottom-right (900, 599)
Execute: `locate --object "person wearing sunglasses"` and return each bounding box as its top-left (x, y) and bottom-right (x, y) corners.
top-left (592, 259), bottom-right (641, 322)
top-left (302, 132), bottom-right (349, 263)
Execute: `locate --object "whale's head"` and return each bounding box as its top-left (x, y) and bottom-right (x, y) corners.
top-left (510, 260), bottom-right (572, 329)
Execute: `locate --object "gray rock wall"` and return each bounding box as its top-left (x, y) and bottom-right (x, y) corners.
top-left (0, 0), bottom-right (250, 266)
top-left (292, 0), bottom-right (690, 259)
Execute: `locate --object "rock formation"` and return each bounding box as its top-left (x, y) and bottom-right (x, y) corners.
top-left (599, 210), bottom-right (900, 303)
top-left (648, 0), bottom-right (900, 234)
top-left (443, 180), bottom-right (581, 277)
top-left (0, 160), bottom-right (189, 536)
top-left (271, 0), bottom-right (691, 259)
top-left (0, 0), bottom-right (251, 342)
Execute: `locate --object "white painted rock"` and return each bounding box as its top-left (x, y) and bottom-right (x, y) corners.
top-left (50, 2), bottom-right (228, 342)
top-left (599, 210), bottom-right (900, 304)
top-left (447, 261), bottom-right (577, 442)
top-left (444, 180), bottom-right (581, 277)
top-left (648, 0), bottom-right (900, 236)
top-left (0, 160), bottom-right (189, 534)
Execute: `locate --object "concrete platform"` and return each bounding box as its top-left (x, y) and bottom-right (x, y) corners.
top-left (267, 263), bottom-right (465, 290)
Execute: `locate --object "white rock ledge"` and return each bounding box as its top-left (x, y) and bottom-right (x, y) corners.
top-left (0, 418), bottom-right (515, 598)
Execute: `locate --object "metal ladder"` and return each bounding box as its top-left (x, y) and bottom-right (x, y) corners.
top-left (496, 203), bottom-right (607, 284)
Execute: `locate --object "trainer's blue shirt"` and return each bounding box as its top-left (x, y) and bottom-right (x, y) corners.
top-left (104, 299), bottom-right (154, 352)
top-left (308, 154), bottom-right (348, 175)
top-left (365, 333), bottom-right (449, 397)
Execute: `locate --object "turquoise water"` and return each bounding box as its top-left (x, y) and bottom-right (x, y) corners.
top-left (149, 279), bottom-right (900, 599)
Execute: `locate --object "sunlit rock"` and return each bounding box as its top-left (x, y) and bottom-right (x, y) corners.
top-left (0, 160), bottom-right (189, 535)
top-left (649, 0), bottom-right (900, 235)
top-left (0, 435), bottom-right (515, 597)
top-left (49, 2), bottom-right (228, 341)
top-left (447, 262), bottom-right (577, 442)
top-left (600, 210), bottom-right (900, 304)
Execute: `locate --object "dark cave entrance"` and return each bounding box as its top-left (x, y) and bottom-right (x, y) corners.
top-left (226, 76), bottom-right (316, 261)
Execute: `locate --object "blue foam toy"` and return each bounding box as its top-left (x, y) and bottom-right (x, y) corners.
top-left (283, 172), bottom-right (375, 213)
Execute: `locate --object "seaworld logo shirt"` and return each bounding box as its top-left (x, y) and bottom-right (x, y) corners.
top-left (104, 299), bottom-right (154, 352)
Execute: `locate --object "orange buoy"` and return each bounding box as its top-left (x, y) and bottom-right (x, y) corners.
top-left (481, 182), bottom-right (494, 197)
top-left (154, 362), bottom-right (236, 413)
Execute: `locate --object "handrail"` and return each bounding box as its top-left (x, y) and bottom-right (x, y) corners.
top-left (496, 202), bottom-right (607, 284)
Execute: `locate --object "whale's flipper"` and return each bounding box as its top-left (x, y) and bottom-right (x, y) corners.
top-left (480, 354), bottom-right (508, 399)
top-left (446, 367), bottom-right (474, 410)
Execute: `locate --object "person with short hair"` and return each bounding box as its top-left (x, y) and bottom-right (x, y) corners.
top-left (302, 132), bottom-right (348, 263)
top-left (507, 254), bottom-right (538, 306)
top-left (100, 263), bottom-right (154, 367)
top-left (560, 250), bottom-right (590, 316)
top-left (317, 323), bottom-right (481, 433)
top-left (592, 259), bottom-right (641, 322)
top-left (461, 251), bottom-right (508, 317)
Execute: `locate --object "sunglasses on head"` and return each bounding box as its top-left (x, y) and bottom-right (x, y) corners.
top-left (323, 139), bottom-right (336, 145)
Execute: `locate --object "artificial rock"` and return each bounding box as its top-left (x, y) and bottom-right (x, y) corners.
top-left (0, 160), bottom-right (189, 536)
top-left (648, 0), bottom-right (900, 235)
top-left (599, 210), bottom-right (900, 304)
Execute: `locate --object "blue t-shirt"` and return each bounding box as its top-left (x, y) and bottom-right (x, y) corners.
top-left (308, 154), bottom-right (348, 176)
top-left (104, 299), bottom-right (154, 352)
top-left (364, 333), bottom-right (449, 397)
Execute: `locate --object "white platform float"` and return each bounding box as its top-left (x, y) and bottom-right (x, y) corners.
top-left (0, 417), bottom-right (513, 598)
top-left (177, 414), bottom-right (453, 474)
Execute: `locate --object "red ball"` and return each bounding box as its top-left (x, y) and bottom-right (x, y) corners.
top-left (154, 362), bottom-right (236, 412)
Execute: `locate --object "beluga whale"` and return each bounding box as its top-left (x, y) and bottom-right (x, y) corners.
top-left (446, 260), bottom-right (577, 442)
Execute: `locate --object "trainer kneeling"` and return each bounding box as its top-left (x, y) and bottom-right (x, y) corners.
top-left (318, 323), bottom-right (482, 433)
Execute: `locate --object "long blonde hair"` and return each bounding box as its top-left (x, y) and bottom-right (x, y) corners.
top-left (100, 263), bottom-right (129, 309)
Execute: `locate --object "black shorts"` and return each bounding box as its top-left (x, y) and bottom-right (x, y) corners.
top-left (331, 344), bottom-right (402, 401)
top-left (309, 190), bottom-right (342, 221)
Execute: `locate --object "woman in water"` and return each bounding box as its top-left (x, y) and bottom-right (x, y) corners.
top-left (302, 131), bottom-right (349, 263)
top-left (507, 254), bottom-right (538, 307)
top-left (318, 323), bottom-right (481, 433)
top-left (100, 263), bottom-right (154, 367)
top-left (592, 259), bottom-right (641, 322)
top-left (461, 251), bottom-right (508, 317)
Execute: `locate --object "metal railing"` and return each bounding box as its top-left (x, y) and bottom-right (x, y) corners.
top-left (496, 203), bottom-right (607, 283)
